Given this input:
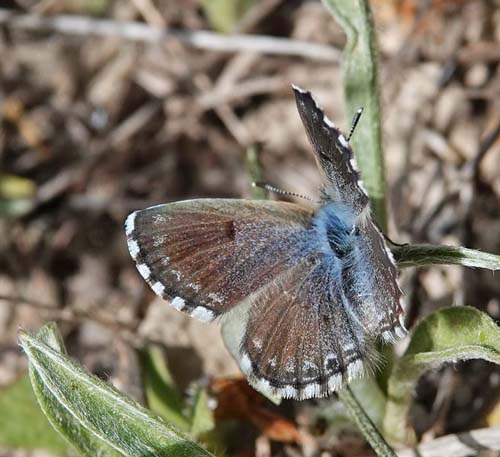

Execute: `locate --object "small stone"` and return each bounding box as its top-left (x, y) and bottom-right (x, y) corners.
top-left (433, 84), bottom-right (467, 132)
top-left (449, 119), bottom-right (480, 161)
top-left (464, 63), bottom-right (489, 88)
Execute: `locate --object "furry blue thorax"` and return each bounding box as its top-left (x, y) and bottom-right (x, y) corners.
top-left (311, 202), bottom-right (357, 261)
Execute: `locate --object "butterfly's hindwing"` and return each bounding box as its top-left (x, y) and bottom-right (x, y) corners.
top-left (357, 218), bottom-right (406, 340)
top-left (230, 202), bottom-right (404, 400)
top-left (236, 252), bottom-right (371, 400)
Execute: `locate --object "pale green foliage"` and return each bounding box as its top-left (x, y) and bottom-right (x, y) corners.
top-left (0, 374), bottom-right (70, 454)
top-left (141, 346), bottom-right (215, 439)
top-left (141, 346), bottom-right (191, 431)
top-left (19, 324), bottom-right (215, 457)
top-left (394, 243), bottom-right (500, 270)
top-left (201, 0), bottom-right (256, 33)
top-left (189, 389), bottom-right (215, 439)
top-left (384, 306), bottom-right (500, 445)
top-left (0, 173), bottom-right (36, 216)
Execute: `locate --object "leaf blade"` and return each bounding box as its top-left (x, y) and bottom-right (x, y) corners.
top-left (19, 324), bottom-right (215, 457)
top-left (141, 346), bottom-right (191, 431)
top-left (384, 307), bottom-right (500, 445)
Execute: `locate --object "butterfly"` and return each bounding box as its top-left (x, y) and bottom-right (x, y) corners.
top-left (125, 85), bottom-right (406, 400)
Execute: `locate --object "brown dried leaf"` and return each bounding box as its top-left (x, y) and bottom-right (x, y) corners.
top-left (211, 378), bottom-right (302, 443)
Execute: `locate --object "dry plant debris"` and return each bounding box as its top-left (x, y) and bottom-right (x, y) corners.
top-left (1, 1), bottom-right (500, 456)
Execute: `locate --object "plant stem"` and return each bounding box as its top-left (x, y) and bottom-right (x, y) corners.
top-left (321, 0), bottom-right (386, 228)
top-left (320, 1), bottom-right (399, 455)
top-left (393, 243), bottom-right (500, 270)
top-left (337, 387), bottom-right (396, 457)
top-left (245, 144), bottom-right (267, 200)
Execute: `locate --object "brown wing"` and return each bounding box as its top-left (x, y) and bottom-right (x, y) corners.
top-left (125, 199), bottom-right (314, 322)
top-left (341, 216), bottom-right (406, 343)
top-left (293, 85), bottom-right (370, 214)
top-left (222, 212), bottom-right (406, 401)
top-left (228, 253), bottom-right (372, 400)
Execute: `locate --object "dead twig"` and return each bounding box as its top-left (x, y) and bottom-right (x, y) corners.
top-left (0, 9), bottom-right (340, 62)
top-left (0, 293), bottom-right (169, 349)
top-left (198, 76), bottom-right (287, 110)
top-left (458, 41), bottom-right (500, 65)
top-left (0, 293), bottom-right (138, 338)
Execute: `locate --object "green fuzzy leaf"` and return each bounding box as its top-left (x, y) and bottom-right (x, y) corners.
top-left (0, 374), bottom-right (70, 454)
top-left (19, 323), bottom-right (216, 457)
top-left (29, 323), bottom-right (121, 456)
top-left (36, 321), bottom-right (67, 353)
top-left (384, 307), bottom-right (500, 445)
top-left (29, 369), bottom-right (122, 457)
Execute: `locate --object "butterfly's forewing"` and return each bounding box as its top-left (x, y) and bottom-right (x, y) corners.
top-left (125, 199), bottom-right (314, 321)
top-left (292, 85), bottom-right (369, 214)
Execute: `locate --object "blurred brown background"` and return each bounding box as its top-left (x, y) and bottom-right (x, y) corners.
top-left (1, 0), bottom-right (500, 456)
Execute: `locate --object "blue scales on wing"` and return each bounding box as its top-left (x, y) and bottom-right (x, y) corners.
top-left (292, 86), bottom-right (405, 343)
top-left (235, 201), bottom-right (405, 400)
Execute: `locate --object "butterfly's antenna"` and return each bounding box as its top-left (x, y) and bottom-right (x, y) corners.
top-left (347, 107), bottom-right (364, 142)
top-left (253, 182), bottom-right (316, 202)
